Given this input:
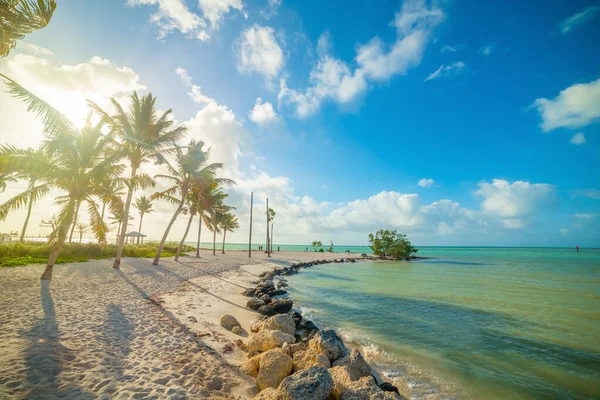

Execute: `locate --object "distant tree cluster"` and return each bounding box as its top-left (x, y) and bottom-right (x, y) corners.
top-left (368, 229), bottom-right (417, 260)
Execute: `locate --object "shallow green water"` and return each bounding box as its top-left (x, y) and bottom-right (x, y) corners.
top-left (285, 247), bottom-right (600, 400)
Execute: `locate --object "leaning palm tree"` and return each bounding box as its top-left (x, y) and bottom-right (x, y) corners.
top-left (150, 140), bottom-right (225, 265)
top-left (1, 0), bottom-right (57, 58)
top-left (220, 213), bottom-right (239, 254)
top-left (0, 147), bottom-right (51, 241)
top-left (174, 179), bottom-right (231, 261)
top-left (207, 202), bottom-right (235, 256)
top-left (0, 87), bottom-right (123, 280)
top-left (88, 91), bottom-right (186, 268)
top-left (133, 196), bottom-right (153, 244)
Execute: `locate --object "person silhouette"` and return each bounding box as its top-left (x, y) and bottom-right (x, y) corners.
top-left (576, 245), bottom-right (579, 253)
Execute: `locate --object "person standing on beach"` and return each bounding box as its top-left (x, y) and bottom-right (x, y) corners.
top-left (576, 245), bottom-right (579, 253)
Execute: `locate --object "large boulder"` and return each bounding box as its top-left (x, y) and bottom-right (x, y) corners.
top-left (309, 329), bottom-right (348, 362)
top-left (242, 288), bottom-right (257, 297)
top-left (250, 319), bottom-right (264, 333)
top-left (220, 314), bottom-right (241, 330)
top-left (248, 329), bottom-right (296, 353)
top-left (258, 305), bottom-right (277, 316)
top-left (271, 298), bottom-right (293, 313)
top-left (240, 356), bottom-right (260, 377)
top-left (332, 349), bottom-right (372, 380)
top-left (260, 314), bottom-right (296, 336)
top-left (338, 375), bottom-right (401, 399)
top-left (293, 348), bottom-right (330, 372)
top-left (256, 349), bottom-right (293, 391)
top-left (247, 297), bottom-right (266, 311)
top-left (253, 387), bottom-right (278, 399)
top-left (277, 366), bottom-right (334, 400)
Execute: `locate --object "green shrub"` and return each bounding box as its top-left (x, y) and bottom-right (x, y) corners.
top-left (368, 229), bottom-right (417, 260)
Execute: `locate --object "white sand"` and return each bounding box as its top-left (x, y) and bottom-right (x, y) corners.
top-left (0, 250), bottom-right (362, 399)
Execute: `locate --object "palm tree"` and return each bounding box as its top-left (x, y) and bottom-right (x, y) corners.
top-left (88, 91), bottom-right (186, 268)
top-left (108, 206), bottom-right (132, 241)
top-left (98, 180), bottom-right (125, 225)
top-left (207, 203), bottom-right (235, 256)
top-left (0, 83), bottom-right (123, 280)
top-left (174, 177), bottom-right (233, 261)
top-left (0, 147), bottom-right (51, 242)
top-left (1, 0), bottom-right (57, 57)
top-left (220, 213), bottom-right (239, 254)
top-left (76, 222), bottom-right (87, 243)
top-left (268, 208), bottom-right (276, 253)
top-left (133, 196), bottom-right (153, 244)
top-left (151, 140), bottom-right (225, 265)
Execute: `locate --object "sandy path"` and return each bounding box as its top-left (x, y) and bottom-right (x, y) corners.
top-left (0, 250), bottom-right (359, 399)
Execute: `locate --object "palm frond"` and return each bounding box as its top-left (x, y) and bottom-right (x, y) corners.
top-left (0, 182), bottom-right (50, 220)
top-left (0, 0), bottom-right (57, 57)
top-left (86, 196), bottom-right (107, 247)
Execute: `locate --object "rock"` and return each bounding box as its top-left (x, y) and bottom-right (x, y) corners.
top-left (263, 279), bottom-right (275, 289)
top-left (247, 329), bottom-right (296, 353)
top-left (240, 357), bottom-right (259, 377)
top-left (259, 271), bottom-right (274, 278)
top-left (282, 342), bottom-right (292, 356)
top-left (232, 326), bottom-right (243, 335)
top-left (248, 349), bottom-right (261, 358)
top-left (220, 314), bottom-right (241, 330)
top-left (250, 319), bottom-right (263, 333)
top-left (268, 289), bottom-right (288, 296)
top-left (242, 288), bottom-right (256, 297)
top-left (288, 311), bottom-right (303, 327)
top-left (258, 305), bottom-right (277, 316)
top-left (289, 342), bottom-right (307, 356)
top-left (332, 349), bottom-right (372, 380)
top-left (339, 375), bottom-right (400, 399)
top-left (247, 297), bottom-right (266, 311)
top-left (258, 293), bottom-right (272, 304)
top-left (277, 366), bottom-right (334, 400)
top-left (309, 329), bottom-right (348, 362)
top-left (260, 314), bottom-right (296, 336)
top-left (379, 382), bottom-right (400, 395)
top-left (293, 348), bottom-right (330, 372)
top-left (253, 387), bottom-right (278, 399)
top-left (256, 349), bottom-right (293, 391)
top-left (271, 298), bottom-right (293, 313)
top-left (277, 281), bottom-right (288, 289)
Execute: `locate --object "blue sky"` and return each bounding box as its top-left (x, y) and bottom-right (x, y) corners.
top-left (0, 0), bottom-right (599, 246)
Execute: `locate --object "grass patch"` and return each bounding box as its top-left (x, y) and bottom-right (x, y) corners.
top-left (0, 241), bottom-right (194, 267)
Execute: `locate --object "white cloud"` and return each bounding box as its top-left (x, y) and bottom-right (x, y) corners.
top-left (16, 42), bottom-right (53, 56)
top-left (560, 228), bottom-right (569, 235)
top-left (260, 0), bottom-right (282, 19)
top-left (441, 45), bottom-right (457, 53)
top-left (570, 132), bottom-right (586, 145)
top-left (559, 6), bottom-right (600, 34)
top-left (0, 53), bottom-right (145, 142)
top-left (175, 67), bottom-right (213, 103)
top-left (279, 0), bottom-right (444, 117)
top-left (572, 189), bottom-right (600, 199)
top-left (475, 179), bottom-right (557, 228)
top-left (249, 97), bottom-right (278, 125)
top-left (531, 78), bottom-right (600, 132)
top-left (235, 25), bottom-right (285, 85)
top-left (574, 213), bottom-right (598, 220)
top-left (478, 44), bottom-right (495, 56)
top-left (128, 0), bottom-right (210, 41)
top-left (418, 178), bottom-right (434, 187)
top-left (424, 61), bottom-right (465, 81)
top-left (198, 0), bottom-right (246, 30)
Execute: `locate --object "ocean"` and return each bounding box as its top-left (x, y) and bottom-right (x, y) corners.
top-left (282, 247), bottom-right (600, 400)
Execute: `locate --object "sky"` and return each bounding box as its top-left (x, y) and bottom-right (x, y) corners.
top-left (0, 0), bottom-right (599, 247)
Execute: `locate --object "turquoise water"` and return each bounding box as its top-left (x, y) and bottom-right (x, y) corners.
top-left (284, 247), bottom-right (600, 400)
top-left (186, 242), bottom-right (373, 253)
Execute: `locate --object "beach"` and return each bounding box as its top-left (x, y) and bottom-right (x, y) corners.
top-left (0, 250), bottom-right (363, 399)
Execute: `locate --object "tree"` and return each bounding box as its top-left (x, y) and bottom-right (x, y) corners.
top-left (0, 147), bottom-right (51, 242)
top-left (88, 91), bottom-right (186, 268)
top-left (0, 173), bottom-right (16, 192)
top-left (207, 202), bottom-right (235, 256)
top-left (133, 196), bottom-right (153, 244)
top-left (76, 222), bottom-right (87, 243)
top-left (0, 88), bottom-right (123, 279)
top-left (98, 180), bottom-right (124, 226)
top-left (311, 240), bottom-right (322, 252)
top-left (0, 0), bottom-right (57, 57)
top-left (150, 140), bottom-right (224, 265)
top-left (108, 207), bottom-right (132, 240)
top-left (220, 213), bottom-right (239, 254)
top-left (368, 229), bottom-right (417, 260)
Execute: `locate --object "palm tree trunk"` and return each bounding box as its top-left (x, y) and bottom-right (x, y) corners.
top-left (40, 246), bottom-right (60, 280)
top-left (114, 167), bottom-right (137, 268)
top-left (137, 212), bottom-right (144, 245)
top-left (196, 217), bottom-right (202, 258)
top-left (222, 230), bottom-right (226, 254)
top-left (175, 213), bottom-right (194, 261)
top-left (271, 223), bottom-right (274, 253)
top-left (20, 194), bottom-right (34, 242)
top-left (213, 228), bottom-right (216, 256)
top-left (101, 201), bottom-right (106, 221)
top-left (152, 196), bottom-right (185, 266)
top-left (79, 231), bottom-right (83, 243)
top-left (68, 200), bottom-right (81, 243)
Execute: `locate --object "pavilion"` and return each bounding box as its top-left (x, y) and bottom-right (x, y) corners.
top-left (119, 231), bottom-right (147, 245)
